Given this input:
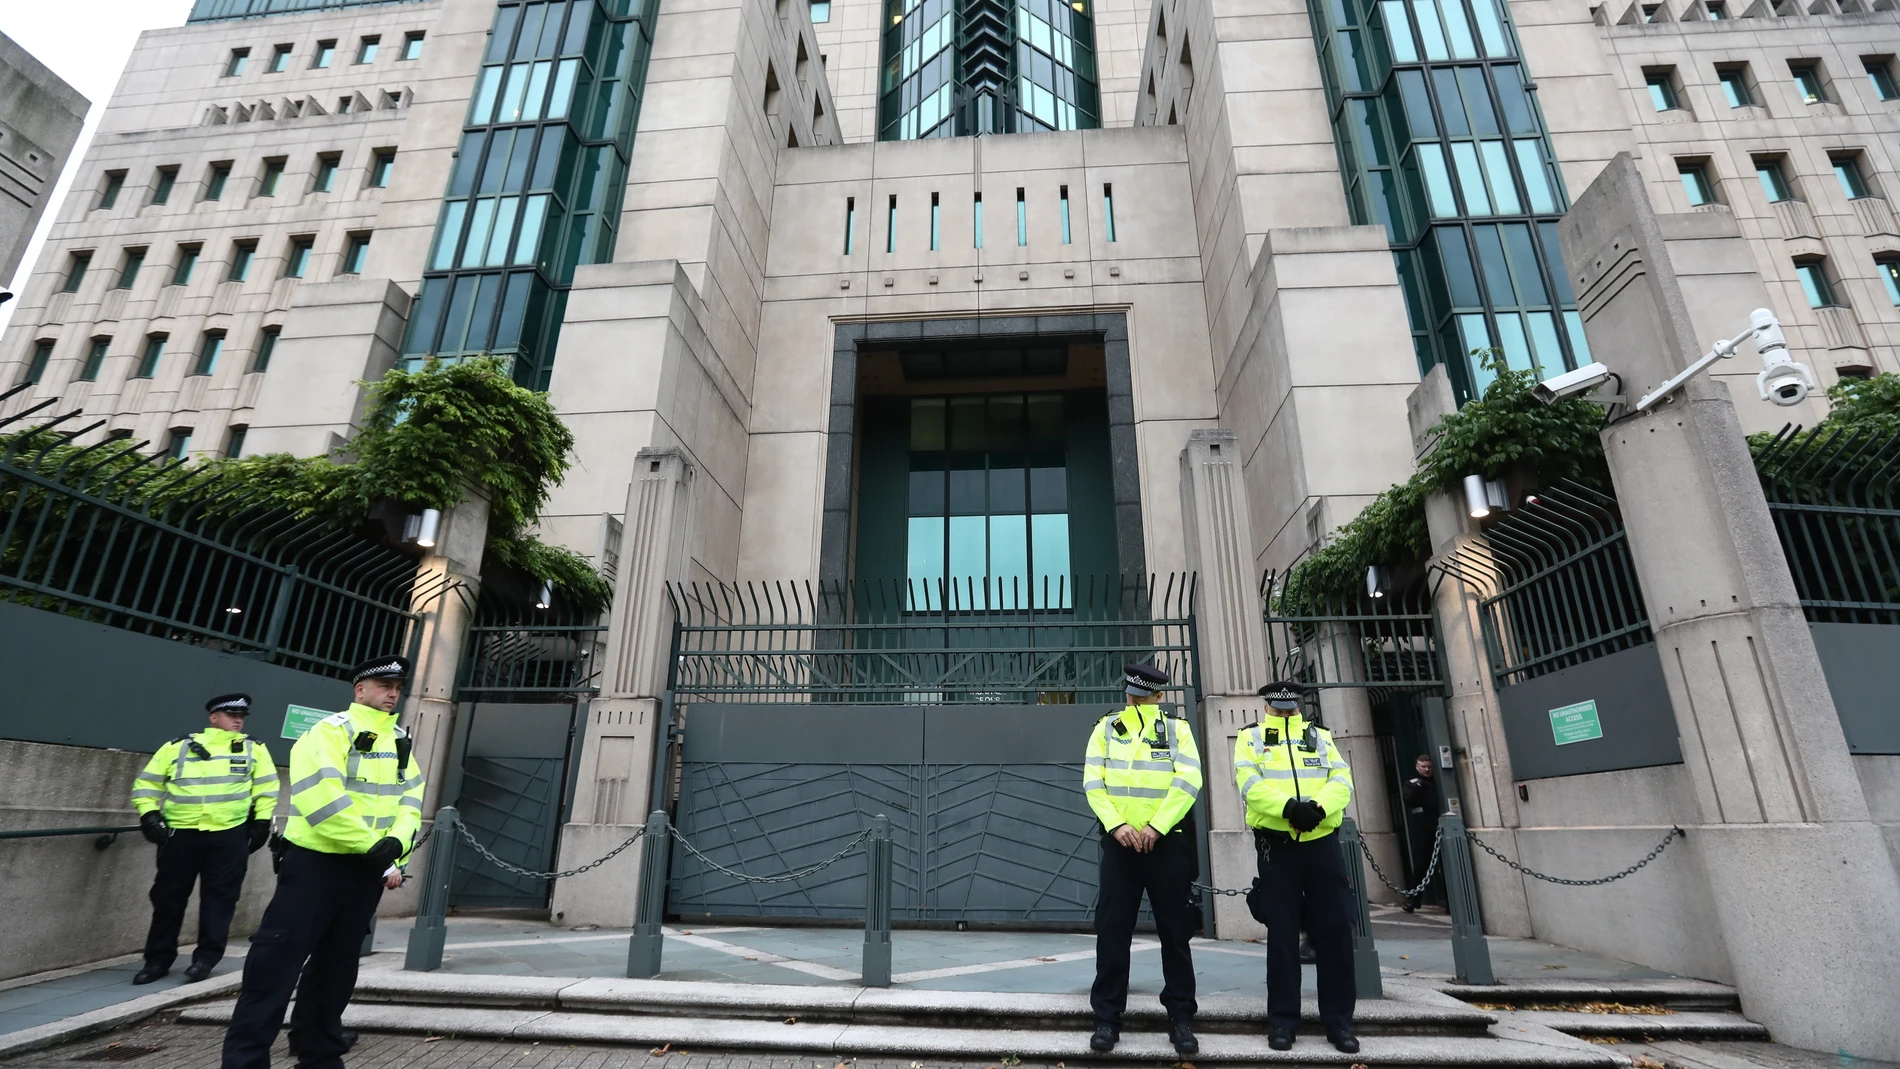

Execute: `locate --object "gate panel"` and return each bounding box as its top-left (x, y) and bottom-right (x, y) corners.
top-left (450, 703), bottom-right (576, 909)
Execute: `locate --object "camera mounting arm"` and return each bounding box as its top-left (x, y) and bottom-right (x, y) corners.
top-left (1634, 308), bottom-right (1797, 413)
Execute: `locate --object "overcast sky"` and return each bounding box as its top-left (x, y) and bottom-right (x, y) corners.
top-left (2, 2), bottom-right (197, 336)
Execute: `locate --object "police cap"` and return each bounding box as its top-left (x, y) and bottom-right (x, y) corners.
top-left (1257, 680), bottom-right (1307, 705)
top-left (1124, 663), bottom-right (1170, 695)
top-left (205, 692), bottom-right (253, 715)
top-left (350, 655), bottom-right (412, 683)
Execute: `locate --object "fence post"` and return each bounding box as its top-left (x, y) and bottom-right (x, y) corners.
top-left (262, 565), bottom-right (298, 662)
top-left (627, 810), bottom-right (670, 978)
top-left (1337, 817), bottom-right (1384, 999)
top-left (862, 814), bottom-right (893, 988)
top-left (404, 807), bottom-right (459, 971)
top-left (1438, 813), bottom-right (1495, 985)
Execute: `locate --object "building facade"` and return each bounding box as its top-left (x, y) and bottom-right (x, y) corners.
top-left (3, 0), bottom-right (1900, 1053)
top-left (0, 30), bottom-right (88, 290)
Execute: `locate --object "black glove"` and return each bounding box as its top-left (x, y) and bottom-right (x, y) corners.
top-left (139, 811), bottom-right (169, 846)
top-left (365, 836), bottom-right (404, 868)
top-left (247, 819), bottom-right (270, 854)
top-left (1281, 798), bottom-right (1325, 833)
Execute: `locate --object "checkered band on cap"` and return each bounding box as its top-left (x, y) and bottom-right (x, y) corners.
top-left (1124, 663), bottom-right (1169, 691)
top-left (350, 656), bottom-right (411, 682)
top-left (1258, 681), bottom-right (1305, 702)
top-left (205, 692), bottom-right (253, 714)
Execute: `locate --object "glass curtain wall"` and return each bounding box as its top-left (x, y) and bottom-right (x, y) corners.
top-left (879, 0), bottom-right (1099, 140)
top-left (1309, 0), bottom-right (1590, 401)
top-left (400, 0), bottom-right (659, 390)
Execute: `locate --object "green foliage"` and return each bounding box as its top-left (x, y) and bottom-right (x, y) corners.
top-left (1749, 372), bottom-right (1900, 455)
top-left (1283, 352), bottom-right (1610, 604)
top-left (487, 536), bottom-right (616, 611)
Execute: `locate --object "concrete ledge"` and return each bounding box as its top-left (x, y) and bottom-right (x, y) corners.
top-left (346, 972), bottom-right (576, 1009)
top-left (1422, 978), bottom-right (1740, 1007)
top-left (0, 973), bottom-right (243, 1059)
top-left (1506, 1011), bottom-right (1769, 1040)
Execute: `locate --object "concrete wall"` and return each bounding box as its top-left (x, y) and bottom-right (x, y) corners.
top-left (0, 740), bottom-right (278, 982)
top-left (0, 31), bottom-right (89, 285)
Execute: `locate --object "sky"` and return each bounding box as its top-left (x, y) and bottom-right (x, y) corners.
top-left (1, 1), bottom-right (197, 337)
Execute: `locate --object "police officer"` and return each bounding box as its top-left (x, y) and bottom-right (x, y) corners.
top-left (222, 656), bottom-right (425, 1069)
top-left (1084, 663), bottom-right (1203, 1056)
top-left (131, 693), bottom-right (279, 985)
top-left (1234, 681), bottom-right (1359, 1053)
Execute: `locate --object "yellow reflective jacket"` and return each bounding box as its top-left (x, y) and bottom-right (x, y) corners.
top-left (131, 728), bottom-right (279, 831)
top-left (284, 703), bottom-right (425, 862)
top-left (1083, 703), bottom-right (1203, 834)
top-left (1234, 713), bottom-right (1353, 840)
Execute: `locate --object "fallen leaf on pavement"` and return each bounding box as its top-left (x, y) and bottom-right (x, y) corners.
top-left (1177, 1060), bottom-right (1197, 1069)
top-left (650, 1043), bottom-right (672, 1056)
top-left (1630, 1057), bottom-right (1667, 1069)
top-left (785, 1017), bottom-right (798, 1024)
top-left (1398, 955), bottom-right (1408, 960)
top-left (424, 1037), bottom-right (445, 1044)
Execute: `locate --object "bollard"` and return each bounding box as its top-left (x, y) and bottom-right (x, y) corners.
top-left (626, 810), bottom-right (671, 978)
top-left (861, 814), bottom-right (893, 987)
top-left (1438, 813), bottom-right (1495, 984)
top-left (1337, 817), bottom-right (1384, 1000)
top-left (404, 808), bottom-right (459, 971)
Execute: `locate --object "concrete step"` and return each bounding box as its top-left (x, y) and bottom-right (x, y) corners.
top-left (177, 1000), bottom-right (1626, 1066)
top-left (1426, 979), bottom-right (1743, 1012)
top-left (1507, 1011), bottom-right (1770, 1041)
top-left (342, 972), bottom-right (1499, 1035)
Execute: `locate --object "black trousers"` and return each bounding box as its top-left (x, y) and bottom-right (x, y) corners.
top-left (1256, 829), bottom-right (1355, 1035)
top-left (1090, 828), bottom-right (1198, 1027)
top-left (144, 826), bottom-right (250, 970)
top-left (222, 845), bottom-right (384, 1069)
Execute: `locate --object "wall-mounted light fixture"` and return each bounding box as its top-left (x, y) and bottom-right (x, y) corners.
top-left (1462, 474), bottom-right (1507, 519)
top-left (402, 507), bottom-right (442, 548)
top-left (1365, 565), bottom-right (1387, 599)
top-left (535, 581), bottom-right (553, 610)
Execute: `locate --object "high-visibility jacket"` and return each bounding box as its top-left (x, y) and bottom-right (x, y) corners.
top-left (1083, 703), bottom-right (1203, 834)
top-left (1234, 713), bottom-right (1353, 840)
top-left (130, 728), bottom-right (279, 831)
top-left (284, 703), bottom-right (425, 862)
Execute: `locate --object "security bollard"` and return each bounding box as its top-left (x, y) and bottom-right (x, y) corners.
top-left (404, 807), bottom-right (460, 971)
top-left (1337, 817), bottom-right (1384, 1000)
top-left (627, 810), bottom-right (671, 978)
top-left (1438, 813), bottom-right (1495, 985)
top-left (862, 814), bottom-right (893, 988)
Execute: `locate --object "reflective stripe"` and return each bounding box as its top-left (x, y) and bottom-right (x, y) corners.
top-left (170, 774), bottom-right (251, 786)
top-left (1084, 756), bottom-right (1106, 767)
top-left (290, 768), bottom-right (343, 792)
top-left (346, 781), bottom-right (409, 796)
top-left (399, 796), bottom-right (422, 810)
top-left (1172, 754), bottom-right (1202, 771)
top-left (1106, 759), bottom-right (1174, 772)
top-left (168, 790), bottom-right (252, 804)
top-left (367, 815), bottom-right (396, 830)
top-left (1104, 785), bottom-right (1168, 798)
top-left (301, 795), bottom-right (353, 826)
top-left (1249, 767), bottom-right (1301, 779)
top-left (130, 788), bottom-right (164, 799)
top-left (1171, 777), bottom-right (1201, 797)
top-left (1083, 778), bottom-right (1106, 790)
top-left (1238, 774), bottom-right (1265, 797)
top-left (135, 773), bottom-right (165, 784)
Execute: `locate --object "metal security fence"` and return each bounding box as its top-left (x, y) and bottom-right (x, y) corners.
top-left (1437, 482), bottom-right (1650, 688)
top-left (458, 599), bottom-right (606, 701)
top-left (1757, 425), bottom-right (1900, 625)
top-left (666, 574), bottom-right (1198, 705)
top-left (1261, 559), bottom-right (1444, 692)
top-left (0, 390), bottom-right (433, 680)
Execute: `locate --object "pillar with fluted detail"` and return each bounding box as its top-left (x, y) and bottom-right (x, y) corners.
top-left (549, 448), bottom-right (696, 927)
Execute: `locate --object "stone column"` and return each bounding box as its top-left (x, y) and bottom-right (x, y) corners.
top-left (1557, 153), bottom-right (1900, 1060)
top-left (549, 448), bottom-right (695, 927)
top-left (1178, 430), bottom-right (1271, 938)
top-left (1406, 366), bottom-right (1533, 936)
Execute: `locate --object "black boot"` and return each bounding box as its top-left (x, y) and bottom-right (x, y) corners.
top-left (1329, 1030), bottom-right (1360, 1054)
top-left (183, 961), bottom-right (213, 982)
top-left (1268, 1027), bottom-right (1295, 1051)
top-left (1089, 1024), bottom-right (1118, 1052)
top-left (1299, 936), bottom-right (1317, 964)
top-left (132, 963), bottom-right (168, 985)
top-left (1169, 1020), bottom-right (1199, 1055)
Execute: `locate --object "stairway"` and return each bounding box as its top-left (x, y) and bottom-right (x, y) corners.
top-left (1425, 978), bottom-right (1769, 1043)
top-left (176, 969), bottom-right (1652, 1066)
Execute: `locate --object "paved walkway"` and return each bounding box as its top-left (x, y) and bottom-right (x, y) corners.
top-left (0, 907), bottom-right (1676, 1039)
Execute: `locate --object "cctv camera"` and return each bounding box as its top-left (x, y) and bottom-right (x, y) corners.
top-left (1534, 362), bottom-right (1613, 404)
top-left (1747, 309), bottom-right (1815, 408)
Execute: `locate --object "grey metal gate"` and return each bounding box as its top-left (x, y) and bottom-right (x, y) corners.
top-left (663, 576), bottom-right (1199, 926)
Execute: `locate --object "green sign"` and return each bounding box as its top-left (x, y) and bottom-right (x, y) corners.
top-left (281, 704), bottom-right (331, 741)
top-left (1549, 700), bottom-right (1604, 746)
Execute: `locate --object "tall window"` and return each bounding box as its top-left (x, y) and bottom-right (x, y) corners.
top-left (152, 166), bottom-right (178, 205)
top-left (313, 154), bottom-right (339, 193)
top-left (1678, 161), bottom-right (1716, 206)
top-left (904, 394), bottom-right (1073, 610)
top-left (98, 171), bottom-right (126, 210)
top-left (23, 340), bottom-right (55, 386)
top-left (878, 0), bottom-right (1100, 139)
top-left (79, 337), bottom-right (111, 382)
top-left (62, 251), bottom-right (91, 293)
top-left (1831, 154), bottom-right (1872, 200)
top-left (342, 233), bottom-right (372, 274)
top-left (402, 32), bottom-right (426, 61)
top-left (225, 425), bottom-right (248, 459)
top-left (172, 244), bottom-right (201, 286)
top-left (358, 35), bottom-right (381, 63)
top-left (1790, 61), bottom-right (1827, 104)
top-left (1794, 259), bottom-right (1838, 308)
top-left (811, 0), bottom-right (831, 21)
top-left (1756, 158), bottom-right (1794, 203)
top-left (269, 44), bottom-right (293, 72)
top-left (135, 335), bottom-right (167, 379)
top-left (284, 237), bottom-right (315, 278)
top-left (253, 327), bottom-right (281, 372)
top-left (116, 248), bottom-right (146, 289)
top-left (194, 332), bottom-right (225, 375)
top-left (164, 429), bottom-right (193, 461)
top-left (1645, 70), bottom-right (1680, 111)
top-left (259, 157), bottom-right (285, 196)
top-left (1866, 56), bottom-right (1899, 101)
top-left (1718, 66), bottom-right (1752, 107)
top-left (225, 48), bottom-right (249, 76)
top-left (314, 40), bottom-right (336, 68)
top-left (205, 162), bottom-right (232, 201)
top-left (228, 240), bottom-right (257, 282)
top-left (370, 150), bottom-right (395, 187)
top-left (1877, 256), bottom-right (1900, 305)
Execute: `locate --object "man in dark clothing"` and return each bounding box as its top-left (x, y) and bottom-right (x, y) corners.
top-left (1399, 754), bottom-right (1438, 912)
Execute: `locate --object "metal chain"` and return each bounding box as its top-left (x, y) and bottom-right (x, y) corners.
top-left (1358, 827), bottom-right (1443, 900)
top-left (1191, 881), bottom-right (1249, 897)
top-left (452, 819), bottom-right (647, 881)
top-left (1465, 826), bottom-right (1683, 887)
top-left (671, 826), bottom-right (875, 885)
